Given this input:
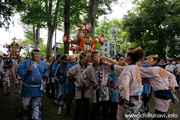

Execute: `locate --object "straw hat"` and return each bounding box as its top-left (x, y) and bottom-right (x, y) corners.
top-left (69, 55), bottom-right (76, 60)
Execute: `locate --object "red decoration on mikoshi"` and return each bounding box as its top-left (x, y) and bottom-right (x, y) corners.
top-left (3, 45), bottom-right (5, 48)
top-left (99, 35), bottom-right (105, 45)
top-left (93, 40), bottom-right (97, 51)
top-left (63, 35), bottom-right (68, 43)
top-left (69, 43), bottom-right (75, 51)
top-left (16, 51), bottom-right (19, 55)
top-left (78, 39), bottom-right (83, 50)
top-left (86, 23), bottom-right (91, 32)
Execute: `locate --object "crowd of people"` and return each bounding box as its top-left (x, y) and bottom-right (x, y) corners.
top-left (0, 47), bottom-right (179, 120)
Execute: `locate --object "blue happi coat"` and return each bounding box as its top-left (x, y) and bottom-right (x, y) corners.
top-left (108, 72), bottom-right (118, 103)
top-left (142, 63), bottom-right (151, 95)
top-left (66, 62), bottom-right (78, 96)
top-left (52, 62), bottom-right (60, 74)
top-left (17, 59), bottom-right (49, 97)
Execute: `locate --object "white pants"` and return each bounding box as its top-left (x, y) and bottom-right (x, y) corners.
top-left (22, 97), bottom-right (42, 120)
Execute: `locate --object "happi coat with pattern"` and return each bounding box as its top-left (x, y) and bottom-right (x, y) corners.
top-left (139, 66), bottom-right (178, 112)
top-left (79, 64), bottom-right (113, 103)
top-left (67, 63), bottom-right (91, 99)
top-left (114, 65), bottom-right (142, 120)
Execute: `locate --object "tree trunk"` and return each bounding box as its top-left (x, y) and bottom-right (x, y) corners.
top-left (63, 0), bottom-right (70, 54)
top-left (46, 25), bottom-right (54, 57)
top-left (45, 0), bottom-right (61, 57)
top-left (33, 25), bottom-right (40, 49)
top-left (88, 0), bottom-right (99, 38)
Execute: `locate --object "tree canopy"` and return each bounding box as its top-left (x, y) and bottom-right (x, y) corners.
top-left (95, 18), bottom-right (136, 56)
top-left (0, 0), bottom-right (24, 29)
top-left (17, 28), bottom-right (47, 57)
top-left (122, 0), bottom-right (180, 59)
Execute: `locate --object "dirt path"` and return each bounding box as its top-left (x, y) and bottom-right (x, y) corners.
top-left (0, 80), bottom-right (179, 120)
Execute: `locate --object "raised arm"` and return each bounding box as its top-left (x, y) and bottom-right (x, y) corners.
top-left (101, 59), bottom-right (125, 76)
top-left (113, 65), bottom-right (125, 76)
top-left (138, 67), bottom-right (156, 78)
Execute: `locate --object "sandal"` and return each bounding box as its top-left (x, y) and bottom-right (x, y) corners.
top-left (57, 108), bottom-right (62, 116)
top-left (57, 111), bottom-right (61, 116)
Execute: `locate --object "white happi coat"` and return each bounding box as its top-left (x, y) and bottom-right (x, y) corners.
top-left (79, 64), bottom-right (114, 103)
top-left (115, 65), bottom-right (142, 120)
top-left (67, 63), bottom-right (91, 99)
top-left (11, 61), bottom-right (22, 79)
top-left (139, 66), bottom-right (178, 112)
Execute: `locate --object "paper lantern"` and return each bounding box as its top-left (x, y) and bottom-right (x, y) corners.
top-left (86, 23), bottom-right (91, 32)
top-left (3, 45), bottom-right (5, 48)
top-left (99, 35), bottom-right (105, 45)
top-left (63, 35), bottom-right (68, 43)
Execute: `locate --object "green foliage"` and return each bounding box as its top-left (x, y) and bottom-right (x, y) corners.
top-left (0, 0), bottom-right (24, 29)
top-left (20, 2), bottom-right (47, 28)
top-left (166, 36), bottom-right (180, 60)
top-left (17, 29), bottom-right (47, 57)
top-left (95, 18), bottom-right (136, 56)
top-left (58, 43), bottom-right (64, 55)
top-left (122, 0), bottom-right (180, 59)
top-left (16, 0), bottom-right (121, 55)
top-left (69, 0), bottom-right (87, 25)
top-left (18, 38), bottom-right (47, 57)
top-left (69, 0), bottom-right (119, 25)
top-left (39, 40), bottom-right (47, 57)
top-left (69, 0), bottom-right (119, 35)
top-left (119, 42), bottom-right (137, 55)
top-left (97, 0), bottom-right (118, 18)
top-left (17, 38), bottom-right (33, 57)
top-left (0, 49), bottom-right (3, 55)
top-left (96, 18), bottom-right (122, 41)
top-left (17, 0), bottom-right (61, 28)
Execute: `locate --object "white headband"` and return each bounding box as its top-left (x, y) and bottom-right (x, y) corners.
top-left (32, 51), bottom-right (40, 54)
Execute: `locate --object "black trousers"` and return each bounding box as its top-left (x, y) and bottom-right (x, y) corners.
top-left (46, 78), bottom-right (55, 98)
top-left (142, 93), bottom-right (150, 113)
top-left (153, 109), bottom-right (167, 120)
top-left (46, 83), bottom-right (50, 98)
top-left (0, 80), bottom-right (3, 90)
top-left (66, 94), bottom-right (74, 115)
top-left (91, 101), bottom-right (109, 120)
top-left (109, 102), bottom-right (118, 120)
top-left (74, 98), bottom-right (89, 120)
